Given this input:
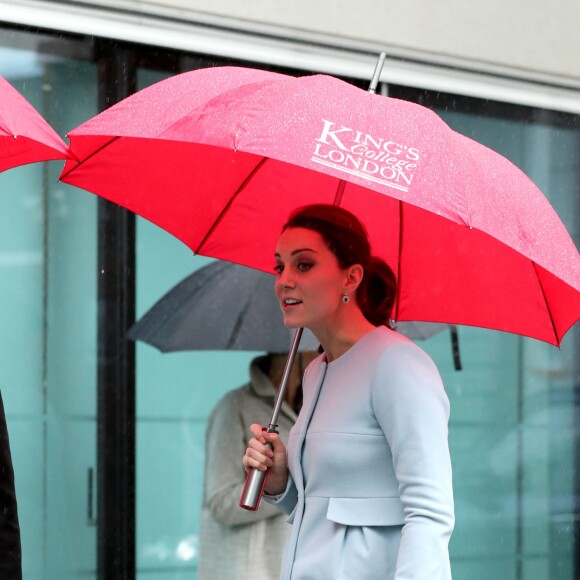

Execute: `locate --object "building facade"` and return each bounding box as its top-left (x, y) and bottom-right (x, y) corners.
top-left (0, 1), bottom-right (579, 579)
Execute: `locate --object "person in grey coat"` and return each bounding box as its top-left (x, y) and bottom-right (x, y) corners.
top-left (243, 204), bottom-right (454, 580)
top-left (198, 352), bottom-right (316, 580)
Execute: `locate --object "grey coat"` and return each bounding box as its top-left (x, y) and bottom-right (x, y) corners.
top-left (265, 327), bottom-right (454, 580)
top-left (198, 356), bottom-right (297, 580)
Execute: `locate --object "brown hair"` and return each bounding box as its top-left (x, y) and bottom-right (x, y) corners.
top-left (282, 204), bottom-right (397, 327)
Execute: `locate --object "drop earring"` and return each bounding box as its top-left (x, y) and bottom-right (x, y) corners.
top-left (342, 294), bottom-right (350, 304)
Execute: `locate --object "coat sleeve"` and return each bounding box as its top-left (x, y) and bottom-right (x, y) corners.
top-left (203, 389), bottom-right (284, 526)
top-left (263, 474), bottom-right (298, 518)
top-left (371, 343), bottom-right (454, 580)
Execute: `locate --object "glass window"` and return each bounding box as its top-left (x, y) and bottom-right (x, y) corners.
top-left (0, 27), bottom-right (98, 580)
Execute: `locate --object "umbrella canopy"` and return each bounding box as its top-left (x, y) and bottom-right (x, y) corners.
top-left (59, 66), bottom-right (580, 345)
top-left (0, 76), bottom-right (70, 172)
top-left (127, 260), bottom-right (448, 354)
top-left (128, 260), bottom-right (320, 353)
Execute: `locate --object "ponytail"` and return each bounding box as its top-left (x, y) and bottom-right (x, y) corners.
top-left (356, 256), bottom-right (397, 327)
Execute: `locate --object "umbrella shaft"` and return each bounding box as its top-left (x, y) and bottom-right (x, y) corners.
top-left (267, 327), bottom-right (304, 429)
top-left (239, 327), bottom-right (304, 510)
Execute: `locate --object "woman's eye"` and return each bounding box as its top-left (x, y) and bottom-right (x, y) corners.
top-left (274, 264), bottom-right (284, 275)
top-left (297, 262), bottom-right (313, 272)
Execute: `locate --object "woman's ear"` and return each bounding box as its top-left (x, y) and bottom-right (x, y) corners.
top-left (344, 264), bottom-right (364, 293)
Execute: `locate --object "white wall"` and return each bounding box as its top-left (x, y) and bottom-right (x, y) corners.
top-left (87, 0), bottom-right (580, 84)
top-left (2, 0), bottom-right (580, 113)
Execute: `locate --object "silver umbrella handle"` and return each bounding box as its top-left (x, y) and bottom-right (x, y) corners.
top-left (239, 328), bottom-right (304, 510)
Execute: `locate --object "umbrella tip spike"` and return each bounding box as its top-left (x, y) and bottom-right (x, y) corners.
top-left (368, 52), bottom-right (387, 94)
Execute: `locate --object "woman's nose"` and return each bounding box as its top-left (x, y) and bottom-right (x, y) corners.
top-left (276, 269), bottom-right (295, 289)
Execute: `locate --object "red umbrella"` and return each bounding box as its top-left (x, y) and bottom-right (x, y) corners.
top-left (0, 76), bottom-right (70, 172)
top-left (59, 66), bottom-right (580, 346)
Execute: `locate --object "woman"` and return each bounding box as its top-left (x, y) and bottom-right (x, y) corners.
top-left (242, 204), bottom-right (454, 579)
top-left (199, 351), bottom-right (316, 580)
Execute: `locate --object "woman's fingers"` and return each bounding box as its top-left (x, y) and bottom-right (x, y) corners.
top-left (247, 437), bottom-right (274, 458)
top-left (248, 432), bottom-right (274, 456)
top-left (249, 423), bottom-right (284, 451)
top-left (249, 423), bottom-right (267, 443)
top-left (243, 445), bottom-right (273, 471)
top-left (243, 425), bottom-right (275, 472)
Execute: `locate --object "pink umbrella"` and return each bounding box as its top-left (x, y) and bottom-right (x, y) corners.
top-left (59, 66), bottom-right (580, 346)
top-left (0, 76), bottom-right (70, 172)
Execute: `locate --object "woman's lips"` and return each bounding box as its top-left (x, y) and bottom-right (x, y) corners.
top-left (281, 298), bottom-right (303, 311)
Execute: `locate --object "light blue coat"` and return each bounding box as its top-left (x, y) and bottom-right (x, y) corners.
top-left (265, 326), bottom-right (454, 579)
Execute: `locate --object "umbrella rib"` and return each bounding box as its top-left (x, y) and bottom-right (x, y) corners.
top-left (226, 276), bottom-right (261, 349)
top-left (194, 156), bottom-right (269, 255)
top-left (394, 200), bottom-right (403, 322)
top-left (333, 179), bottom-right (346, 205)
top-left (59, 136), bottom-right (120, 181)
top-left (532, 261), bottom-right (559, 345)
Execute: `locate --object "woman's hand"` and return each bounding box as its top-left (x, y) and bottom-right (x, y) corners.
top-left (242, 423), bottom-right (289, 496)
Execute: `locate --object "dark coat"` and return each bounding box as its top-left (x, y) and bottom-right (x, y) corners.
top-left (0, 390), bottom-right (21, 580)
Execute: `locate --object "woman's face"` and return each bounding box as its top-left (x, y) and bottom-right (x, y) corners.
top-left (274, 227), bottom-right (347, 331)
